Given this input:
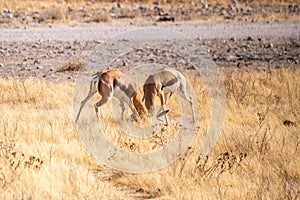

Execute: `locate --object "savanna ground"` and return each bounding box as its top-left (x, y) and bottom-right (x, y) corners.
top-left (0, 0), bottom-right (300, 27)
top-left (1, 65), bottom-right (299, 199)
top-left (1, 0), bottom-right (300, 199)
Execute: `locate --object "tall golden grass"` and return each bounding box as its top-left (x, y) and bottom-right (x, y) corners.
top-left (0, 66), bottom-right (299, 199)
top-left (0, 78), bottom-right (129, 199)
top-left (109, 66), bottom-right (300, 199)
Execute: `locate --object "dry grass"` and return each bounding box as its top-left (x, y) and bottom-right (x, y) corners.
top-left (107, 66), bottom-right (300, 199)
top-left (1, 0), bottom-right (299, 9)
top-left (1, 0), bottom-right (299, 13)
top-left (1, 0), bottom-right (299, 24)
top-left (56, 59), bottom-right (86, 73)
top-left (84, 12), bottom-right (112, 23)
top-left (39, 7), bottom-right (66, 22)
top-left (0, 77), bottom-right (128, 199)
top-left (0, 66), bottom-right (299, 199)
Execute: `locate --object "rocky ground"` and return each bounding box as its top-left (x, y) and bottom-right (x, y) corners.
top-left (0, 1), bottom-right (299, 28)
top-left (0, 1), bottom-right (299, 82)
top-left (0, 37), bottom-right (299, 82)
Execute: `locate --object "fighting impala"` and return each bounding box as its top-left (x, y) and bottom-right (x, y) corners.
top-left (75, 69), bottom-right (142, 122)
top-left (143, 68), bottom-right (194, 125)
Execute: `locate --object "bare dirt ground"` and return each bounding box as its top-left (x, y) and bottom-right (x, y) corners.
top-left (1, 21), bottom-right (300, 41)
top-left (1, 0), bottom-right (299, 80)
top-left (0, 22), bottom-right (299, 81)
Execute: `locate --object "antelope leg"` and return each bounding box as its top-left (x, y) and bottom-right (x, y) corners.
top-left (158, 90), bottom-right (169, 125)
top-left (119, 99), bottom-right (126, 120)
top-left (122, 95), bottom-right (139, 119)
top-left (75, 91), bottom-right (96, 122)
top-left (94, 96), bottom-right (112, 118)
top-left (178, 89), bottom-right (195, 123)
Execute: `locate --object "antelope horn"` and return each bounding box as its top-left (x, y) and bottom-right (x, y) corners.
top-left (157, 110), bottom-right (169, 118)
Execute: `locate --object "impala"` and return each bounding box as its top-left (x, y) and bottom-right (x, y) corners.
top-left (75, 70), bottom-right (141, 122)
top-left (143, 68), bottom-right (193, 125)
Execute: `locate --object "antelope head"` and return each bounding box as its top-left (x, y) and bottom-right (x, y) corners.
top-left (143, 83), bottom-right (157, 116)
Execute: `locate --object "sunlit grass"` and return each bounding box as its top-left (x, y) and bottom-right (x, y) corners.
top-left (107, 67), bottom-right (300, 199)
top-left (0, 66), bottom-right (299, 199)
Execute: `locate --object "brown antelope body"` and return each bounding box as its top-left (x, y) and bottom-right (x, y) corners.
top-left (75, 70), bottom-right (140, 122)
top-left (143, 68), bottom-right (193, 125)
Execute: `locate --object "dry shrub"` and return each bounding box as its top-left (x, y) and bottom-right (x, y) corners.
top-left (39, 7), bottom-right (66, 22)
top-left (85, 12), bottom-right (112, 23)
top-left (0, 140), bottom-right (43, 190)
top-left (56, 59), bottom-right (86, 73)
top-left (118, 8), bottom-right (137, 19)
top-left (0, 18), bottom-right (11, 24)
